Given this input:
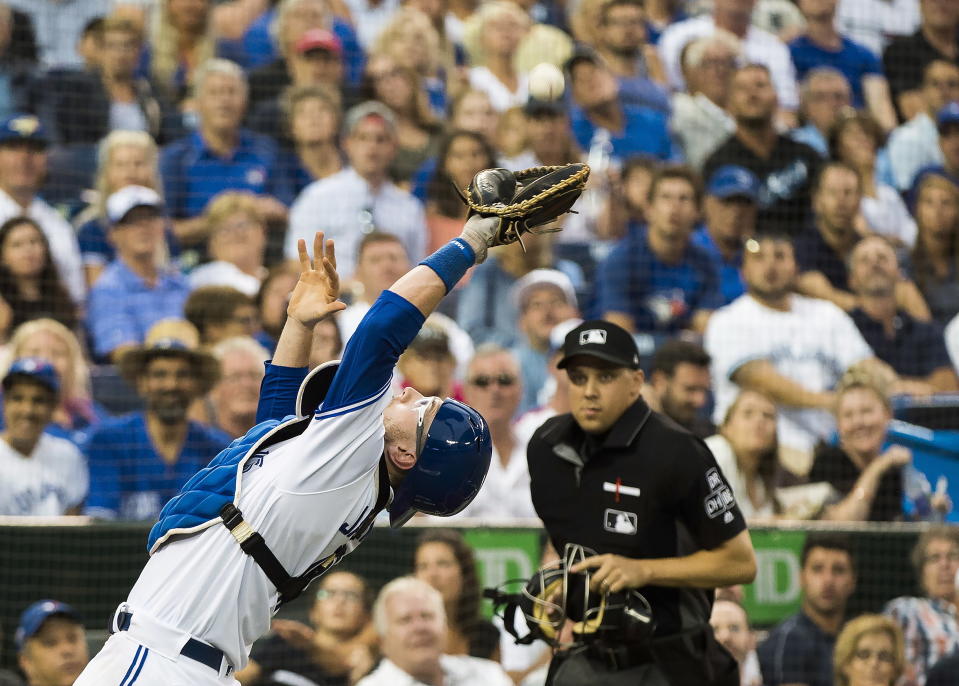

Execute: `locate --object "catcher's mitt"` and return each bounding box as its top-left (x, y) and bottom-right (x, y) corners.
top-left (458, 163), bottom-right (590, 248)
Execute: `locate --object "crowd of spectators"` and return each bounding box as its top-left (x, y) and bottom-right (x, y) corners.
top-left (1, 0), bottom-right (959, 682)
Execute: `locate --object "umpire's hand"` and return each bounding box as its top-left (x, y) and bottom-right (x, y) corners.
top-left (288, 231), bottom-right (347, 328)
top-left (570, 554), bottom-right (652, 594)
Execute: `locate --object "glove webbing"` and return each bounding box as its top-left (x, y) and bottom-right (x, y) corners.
top-left (464, 165), bottom-right (591, 218)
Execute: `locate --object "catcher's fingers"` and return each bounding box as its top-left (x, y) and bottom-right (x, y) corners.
top-left (297, 238), bottom-right (311, 272)
top-left (325, 237), bottom-right (337, 270)
top-left (312, 231), bottom-right (325, 269)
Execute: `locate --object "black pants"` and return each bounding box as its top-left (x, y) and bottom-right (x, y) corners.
top-left (545, 630), bottom-right (739, 686)
top-left (545, 646), bottom-right (670, 686)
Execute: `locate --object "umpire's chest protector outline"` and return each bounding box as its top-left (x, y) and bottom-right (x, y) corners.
top-left (147, 361), bottom-right (349, 554)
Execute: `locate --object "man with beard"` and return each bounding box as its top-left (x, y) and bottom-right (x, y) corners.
top-left (594, 0), bottom-right (670, 114)
top-left (795, 162), bottom-right (931, 320)
top-left (848, 236), bottom-right (959, 392)
top-left (758, 534), bottom-right (857, 686)
top-left (643, 339), bottom-right (714, 437)
top-left (83, 321), bottom-right (230, 520)
top-left (703, 64), bottom-right (821, 235)
top-left (704, 231), bottom-right (894, 456)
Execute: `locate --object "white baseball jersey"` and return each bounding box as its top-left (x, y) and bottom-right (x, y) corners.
top-left (704, 293), bottom-right (873, 453)
top-left (0, 433), bottom-right (88, 515)
top-left (125, 379), bottom-right (393, 670)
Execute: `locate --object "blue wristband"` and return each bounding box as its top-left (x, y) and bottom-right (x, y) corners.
top-left (419, 238), bottom-right (476, 293)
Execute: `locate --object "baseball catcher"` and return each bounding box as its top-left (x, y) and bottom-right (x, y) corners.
top-left (75, 163), bottom-right (589, 686)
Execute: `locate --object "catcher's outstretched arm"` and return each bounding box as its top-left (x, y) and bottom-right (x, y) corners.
top-left (389, 215), bottom-right (498, 317)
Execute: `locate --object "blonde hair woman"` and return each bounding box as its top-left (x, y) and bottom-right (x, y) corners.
top-left (808, 374), bottom-right (932, 522)
top-left (372, 7), bottom-right (450, 118)
top-left (364, 54), bottom-right (442, 184)
top-left (1, 318), bottom-right (108, 444)
top-left (462, 1), bottom-right (531, 112)
top-left (74, 131), bottom-right (163, 286)
top-left (833, 615), bottom-right (904, 686)
top-left (149, 0), bottom-right (219, 104)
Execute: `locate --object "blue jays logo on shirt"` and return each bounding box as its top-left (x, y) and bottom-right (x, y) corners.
top-left (759, 160), bottom-right (810, 208)
top-left (242, 450), bottom-right (269, 473)
top-left (579, 329), bottom-right (607, 345)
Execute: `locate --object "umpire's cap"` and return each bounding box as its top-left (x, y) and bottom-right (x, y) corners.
top-left (557, 320), bottom-right (641, 369)
top-left (388, 398), bottom-right (492, 527)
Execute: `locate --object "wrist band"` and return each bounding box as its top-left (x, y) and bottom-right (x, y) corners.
top-left (419, 238), bottom-right (476, 293)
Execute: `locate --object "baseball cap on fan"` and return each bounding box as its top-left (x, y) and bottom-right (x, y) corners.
top-left (294, 28), bottom-right (343, 56)
top-left (557, 320), bottom-right (641, 369)
top-left (15, 600), bottom-right (81, 651)
top-left (106, 185), bottom-right (164, 226)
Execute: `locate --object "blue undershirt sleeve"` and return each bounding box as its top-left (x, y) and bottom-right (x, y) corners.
top-left (255, 362), bottom-right (309, 423)
top-left (322, 290), bottom-right (425, 411)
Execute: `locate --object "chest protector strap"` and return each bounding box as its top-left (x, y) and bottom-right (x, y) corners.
top-left (218, 503), bottom-right (315, 606)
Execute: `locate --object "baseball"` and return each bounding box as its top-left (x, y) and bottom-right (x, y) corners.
top-left (528, 62), bottom-right (565, 101)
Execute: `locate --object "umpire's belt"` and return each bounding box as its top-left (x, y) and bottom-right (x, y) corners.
top-left (109, 604), bottom-right (234, 677)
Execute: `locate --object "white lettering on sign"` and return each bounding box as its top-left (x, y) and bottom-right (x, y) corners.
top-left (754, 549), bottom-right (801, 605)
top-left (475, 549), bottom-right (535, 590)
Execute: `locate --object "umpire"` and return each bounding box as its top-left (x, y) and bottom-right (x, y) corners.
top-left (527, 320), bottom-right (757, 685)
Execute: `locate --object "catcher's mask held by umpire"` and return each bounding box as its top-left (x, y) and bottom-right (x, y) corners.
top-left (485, 544), bottom-right (656, 647)
top-left (387, 398), bottom-right (492, 527)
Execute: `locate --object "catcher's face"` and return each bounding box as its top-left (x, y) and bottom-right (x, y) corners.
top-left (384, 389), bottom-right (441, 471)
top-left (565, 359), bottom-right (643, 434)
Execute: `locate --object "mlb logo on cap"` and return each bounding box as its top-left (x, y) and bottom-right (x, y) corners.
top-left (579, 329), bottom-right (607, 345)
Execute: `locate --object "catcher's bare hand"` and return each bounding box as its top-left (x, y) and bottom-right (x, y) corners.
top-left (570, 554), bottom-right (651, 594)
top-left (288, 231), bottom-right (346, 328)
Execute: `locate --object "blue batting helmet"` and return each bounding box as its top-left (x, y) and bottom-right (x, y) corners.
top-left (388, 398), bottom-right (492, 527)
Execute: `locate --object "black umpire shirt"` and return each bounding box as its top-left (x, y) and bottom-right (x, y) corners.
top-left (527, 397), bottom-right (747, 639)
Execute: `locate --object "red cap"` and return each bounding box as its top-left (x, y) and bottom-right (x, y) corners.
top-left (294, 28), bottom-right (343, 56)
